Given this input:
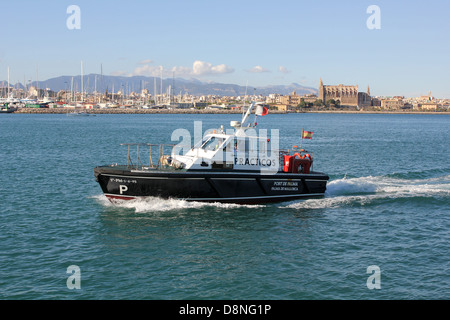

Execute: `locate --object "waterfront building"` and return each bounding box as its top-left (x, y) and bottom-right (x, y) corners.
top-left (418, 91), bottom-right (434, 102)
top-left (381, 98), bottom-right (405, 110)
top-left (265, 93), bottom-right (280, 104)
top-left (417, 102), bottom-right (438, 111)
top-left (318, 79), bottom-right (371, 107)
top-left (371, 97), bottom-right (381, 107)
top-left (278, 91), bottom-right (303, 106)
top-left (274, 104), bottom-right (295, 112)
top-left (302, 94), bottom-right (318, 103)
top-left (276, 92), bottom-right (318, 108)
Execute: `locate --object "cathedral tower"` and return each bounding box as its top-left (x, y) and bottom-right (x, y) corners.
top-left (318, 78), bottom-right (324, 102)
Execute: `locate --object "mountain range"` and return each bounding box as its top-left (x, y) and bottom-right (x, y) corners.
top-left (1, 74), bottom-right (318, 97)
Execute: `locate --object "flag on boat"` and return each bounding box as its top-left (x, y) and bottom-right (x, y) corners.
top-left (302, 130), bottom-right (313, 139)
top-left (255, 104), bottom-right (269, 116)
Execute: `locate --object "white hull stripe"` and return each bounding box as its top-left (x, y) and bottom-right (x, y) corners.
top-left (105, 194), bottom-right (137, 199)
top-left (184, 194), bottom-right (325, 201)
top-left (104, 193), bottom-right (325, 201)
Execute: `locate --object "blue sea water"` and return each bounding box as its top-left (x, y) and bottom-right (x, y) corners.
top-left (0, 112), bottom-right (449, 300)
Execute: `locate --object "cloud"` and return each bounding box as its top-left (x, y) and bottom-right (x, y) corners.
top-left (131, 65), bottom-right (162, 77)
top-left (278, 66), bottom-right (290, 74)
top-left (138, 59), bottom-right (154, 65)
top-left (129, 60), bottom-right (234, 77)
top-left (247, 65), bottom-right (270, 73)
top-left (170, 65), bottom-right (192, 76)
top-left (192, 61), bottom-right (234, 76)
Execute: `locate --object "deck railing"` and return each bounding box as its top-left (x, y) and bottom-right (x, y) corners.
top-left (120, 143), bottom-right (184, 170)
top-left (118, 143), bottom-right (314, 172)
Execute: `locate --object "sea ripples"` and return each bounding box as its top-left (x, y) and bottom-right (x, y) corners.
top-left (1, 113), bottom-right (449, 299)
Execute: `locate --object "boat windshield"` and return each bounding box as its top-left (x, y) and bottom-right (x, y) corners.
top-left (201, 136), bottom-right (225, 151)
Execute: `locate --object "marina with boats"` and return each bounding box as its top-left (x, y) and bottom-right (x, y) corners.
top-left (2, 61), bottom-right (450, 114)
top-left (1, 62), bottom-right (240, 114)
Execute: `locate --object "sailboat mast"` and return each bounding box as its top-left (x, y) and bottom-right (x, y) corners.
top-left (80, 61), bottom-right (84, 103)
top-left (172, 71), bottom-right (175, 105)
top-left (160, 66), bottom-right (163, 105)
top-left (71, 77), bottom-right (74, 103)
top-left (7, 67), bottom-right (10, 99)
top-left (101, 63), bottom-right (103, 103)
top-left (36, 64), bottom-right (39, 100)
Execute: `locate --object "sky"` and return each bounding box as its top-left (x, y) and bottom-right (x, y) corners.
top-left (0, 0), bottom-right (449, 98)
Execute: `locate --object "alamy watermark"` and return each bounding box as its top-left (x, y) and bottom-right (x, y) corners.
top-left (64, 264), bottom-right (382, 292)
top-left (66, 5), bottom-right (81, 30)
top-left (366, 265), bottom-right (381, 289)
top-left (66, 265), bottom-right (81, 290)
top-left (366, 5), bottom-right (381, 30)
top-left (170, 121), bottom-right (280, 175)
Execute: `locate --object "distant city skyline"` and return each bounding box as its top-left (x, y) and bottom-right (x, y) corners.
top-left (1, 0), bottom-right (449, 98)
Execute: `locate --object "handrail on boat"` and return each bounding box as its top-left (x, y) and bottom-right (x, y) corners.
top-left (120, 143), bottom-right (190, 170)
top-left (118, 143), bottom-right (315, 172)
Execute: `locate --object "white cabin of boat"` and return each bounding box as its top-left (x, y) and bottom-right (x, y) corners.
top-left (174, 130), bottom-right (279, 172)
top-left (167, 102), bottom-right (296, 173)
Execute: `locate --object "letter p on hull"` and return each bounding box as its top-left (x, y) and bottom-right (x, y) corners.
top-left (119, 185), bottom-right (128, 194)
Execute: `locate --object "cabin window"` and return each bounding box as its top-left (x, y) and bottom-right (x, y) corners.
top-left (234, 137), bottom-right (259, 155)
top-left (236, 138), bottom-right (246, 153)
top-left (202, 136), bottom-right (224, 151)
top-left (223, 139), bottom-right (234, 152)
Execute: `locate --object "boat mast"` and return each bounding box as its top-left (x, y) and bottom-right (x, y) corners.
top-left (172, 71), bottom-right (175, 105)
top-left (71, 77), bottom-right (74, 104)
top-left (160, 66), bottom-right (163, 105)
top-left (100, 63), bottom-right (103, 103)
top-left (36, 64), bottom-right (39, 100)
top-left (81, 61), bottom-right (84, 103)
top-left (242, 80), bottom-right (248, 119)
top-left (154, 76), bottom-right (156, 105)
top-left (241, 101), bottom-right (255, 128)
top-left (7, 67), bottom-right (10, 100)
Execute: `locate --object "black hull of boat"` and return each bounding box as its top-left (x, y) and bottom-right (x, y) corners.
top-left (94, 166), bottom-right (329, 204)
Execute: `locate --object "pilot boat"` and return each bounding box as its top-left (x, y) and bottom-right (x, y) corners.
top-left (94, 102), bottom-right (329, 204)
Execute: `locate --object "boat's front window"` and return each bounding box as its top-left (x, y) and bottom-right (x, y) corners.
top-left (201, 136), bottom-right (225, 151)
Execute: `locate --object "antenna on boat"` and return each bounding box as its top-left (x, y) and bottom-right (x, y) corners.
top-left (252, 88), bottom-right (258, 127)
top-left (242, 80), bottom-right (248, 118)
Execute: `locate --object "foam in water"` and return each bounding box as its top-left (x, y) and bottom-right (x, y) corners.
top-left (91, 194), bottom-right (265, 213)
top-left (325, 176), bottom-right (379, 196)
top-left (284, 175), bottom-right (450, 210)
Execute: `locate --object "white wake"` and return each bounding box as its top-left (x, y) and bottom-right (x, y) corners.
top-left (91, 194), bottom-right (265, 213)
top-left (284, 175), bottom-right (450, 210)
